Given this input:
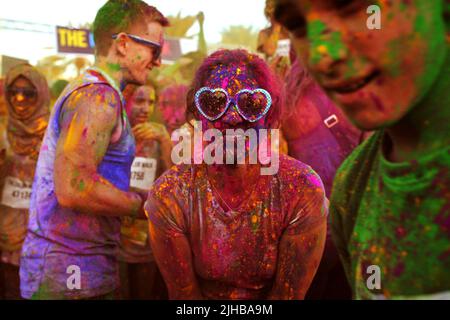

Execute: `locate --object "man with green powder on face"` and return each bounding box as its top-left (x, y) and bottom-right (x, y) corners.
top-left (19, 0), bottom-right (168, 299)
top-left (274, 0), bottom-right (449, 299)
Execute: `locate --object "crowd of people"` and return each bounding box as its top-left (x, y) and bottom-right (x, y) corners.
top-left (0, 0), bottom-right (448, 300)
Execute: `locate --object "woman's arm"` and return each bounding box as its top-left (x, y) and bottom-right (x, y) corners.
top-left (268, 218), bottom-right (327, 299)
top-left (268, 175), bottom-right (328, 300)
top-left (145, 187), bottom-right (203, 300)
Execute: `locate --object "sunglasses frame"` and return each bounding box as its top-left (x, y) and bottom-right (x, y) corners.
top-left (7, 87), bottom-right (38, 100)
top-left (194, 87), bottom-right (272, 123)
top-left (112, 33), bottom-right (162, 62)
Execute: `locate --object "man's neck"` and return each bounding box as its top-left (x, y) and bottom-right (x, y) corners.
top-left (94, 57), bottom-right (127, 92)
top-left (385, 47), bottom-right (449, 162)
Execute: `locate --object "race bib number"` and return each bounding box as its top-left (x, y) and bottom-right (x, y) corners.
top-left (130, 157), bottom-right (157, 190)
top-left (1, 176), bottom-right (32, 209)
top-left (276, 39), bottom-right (291, 57)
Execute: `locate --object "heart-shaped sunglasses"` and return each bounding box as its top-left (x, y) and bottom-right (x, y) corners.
top-left (194, 87), bottom-right (272, 122)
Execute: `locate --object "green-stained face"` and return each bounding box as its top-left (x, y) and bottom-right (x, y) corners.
top-left (275, 0), bottom-right (447, 130)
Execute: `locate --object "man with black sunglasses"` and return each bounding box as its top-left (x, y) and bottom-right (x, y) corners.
top-left (20, 0), bottom-right (168, 300)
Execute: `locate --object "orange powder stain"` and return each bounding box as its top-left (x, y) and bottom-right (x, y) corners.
top-left (72, 91), bottom-right (84, 105)
top-left (63, 113), bottom-right (82, 151)
top-left (317, 45), bottom-right (328, 54)
top-left (95, 94), bottom-right (104, 106)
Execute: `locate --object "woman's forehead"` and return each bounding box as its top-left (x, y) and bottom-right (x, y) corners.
top-left (135, 86), bottom-right (154, 98)
top-left (205, 63), bottom-right (258, 93)
top-left (11, 76), bottom-right (34, 88)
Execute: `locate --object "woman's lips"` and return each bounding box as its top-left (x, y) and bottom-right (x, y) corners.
top-left (323, 70), bottom-right (380, 94)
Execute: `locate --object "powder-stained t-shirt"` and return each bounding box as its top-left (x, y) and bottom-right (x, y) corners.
top-left (146, 154), bottom-right (328, 300)
top-left (330, 131), bottom-right (450, 299)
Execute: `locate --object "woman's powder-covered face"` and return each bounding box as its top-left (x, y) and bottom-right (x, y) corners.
top-left (198, 63), bottom-right (271, 165)
top-left (128, 85), bottom-right (156, 126)
top-left (8, 76), bottom-right (39, 120)
top-left (159, 86), bottom-right (188, 133)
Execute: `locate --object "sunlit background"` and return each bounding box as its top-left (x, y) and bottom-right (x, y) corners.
top-left (0, 0), bottom-right (268, 81)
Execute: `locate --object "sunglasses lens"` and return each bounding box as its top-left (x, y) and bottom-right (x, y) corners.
top-left (237, 91), bottom-right (269, 121)
top-left (24, 89), bottom-right (37, 99)
top-left (128, 34), bottom-right (162, 62)
top-left (198, 90), bottom-right (228, 119)
top-left (7, 89), bottom-right (17, 97)
top-left (151, 46), bottom-right (161, 61)
top-left (7, 88), bottom-right (36, 100)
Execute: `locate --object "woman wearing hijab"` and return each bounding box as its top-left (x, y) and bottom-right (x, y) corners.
top-left (0, 64), bottom-right (50, 299)
top-left (145, 50), bottom-right (327, 300)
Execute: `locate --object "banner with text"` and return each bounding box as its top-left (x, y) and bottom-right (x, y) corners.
top-left (56, 26), bottom-right (95, 54)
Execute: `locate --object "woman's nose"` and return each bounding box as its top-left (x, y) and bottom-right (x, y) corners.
top-left (221, 103), bottom-right (242, 126)
top-left (16, 94), bottom-right (25, 102)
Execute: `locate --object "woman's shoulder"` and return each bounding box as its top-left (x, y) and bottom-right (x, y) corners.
top-left (275, 155), bottom-right (328, 231)
top-left (277, 154), bottom-right (325, 194)
top-left (150, 164), bottom-right (193, 197)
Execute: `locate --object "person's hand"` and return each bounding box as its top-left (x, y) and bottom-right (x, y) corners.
top-left (269, 55), bottom-right (290, 81)
top-left (131, 190), bottom-right (149, 220)
top-left (133, 122), bottom-right (171, 143)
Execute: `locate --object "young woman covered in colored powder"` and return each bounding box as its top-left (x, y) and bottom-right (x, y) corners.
top-left (275, 0), bottom-right (450, 299)
top-left (119, 83), bottom-right (171, 299)
top-left (0, 64), bottom-right (50, 299)
top-left (145, 49), bottom-right (328, 300)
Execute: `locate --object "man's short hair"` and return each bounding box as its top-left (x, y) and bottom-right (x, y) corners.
top-left (93, 0), bottom-right (169, 56)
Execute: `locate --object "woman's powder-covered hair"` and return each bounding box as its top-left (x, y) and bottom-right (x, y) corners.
top-left (186, 49), bottom-right (283, 129)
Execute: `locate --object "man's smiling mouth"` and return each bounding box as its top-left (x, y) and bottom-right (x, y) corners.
top-left (323, 70), bottom-right (380, 94)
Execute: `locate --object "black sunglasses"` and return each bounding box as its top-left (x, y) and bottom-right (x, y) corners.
top-left (7, 87), bottom-right (37, 100)
top-left (112, 33), bottom-right (162, 62)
